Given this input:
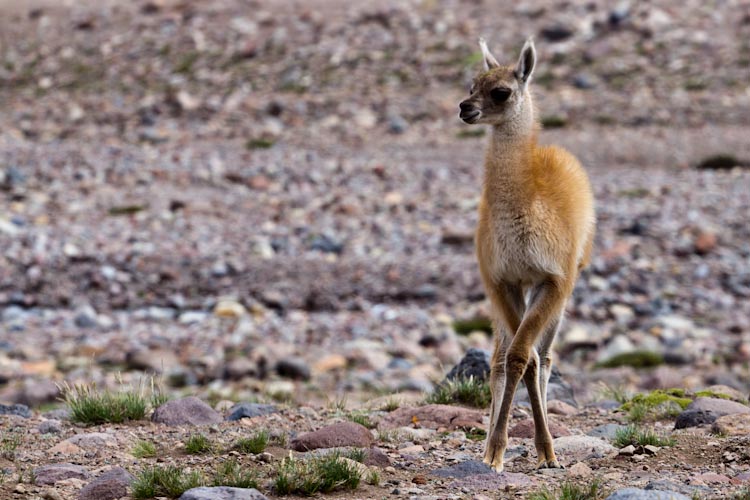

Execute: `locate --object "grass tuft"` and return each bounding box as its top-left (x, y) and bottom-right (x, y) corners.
top-left (60, 381), bottom-right (148, 425)
top-left (184, 434), bottom-right (213, 455)
top-left (274, 453), bottom-right (361, 496)
top-left (452, 317), bottom-right (492, 335)
top-left (234, 429), bottom-right (269, 454)
top-left (132, 440), bottom-right (157, 458)
top-left (380, 397), bottom-right (401, 412)
top-left (348, 411), bottom-right (376, 429)
top-left (595, 351), bottom-right (664, 369)
top-left (613, 425), bottom-right (676, 448)
top-left (426, 376), bottom-right (491, 408)
top-left (344, 448), bottom-right (367, 463)
top-left (528, 480), bottom-right (608, 500)
top-left (0, 431), bottom-right (21, 460)
top-left (211, 459), bottom-right (259, 489)
top-left (131, 465), bottom-right (203, 499)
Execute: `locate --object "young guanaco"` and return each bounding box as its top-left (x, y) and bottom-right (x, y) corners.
top-left (458, 38), bottom-right (595, 472)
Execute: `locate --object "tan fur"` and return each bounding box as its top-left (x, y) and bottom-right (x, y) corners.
top-left (459, 38), bottom-right (595, 473)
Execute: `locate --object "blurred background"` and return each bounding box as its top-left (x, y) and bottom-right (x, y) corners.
top-left (1, 0), bottom-right (750, 409)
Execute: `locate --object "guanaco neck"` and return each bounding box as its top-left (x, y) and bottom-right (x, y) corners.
top-left (482, 96), bottom-right (539, 207)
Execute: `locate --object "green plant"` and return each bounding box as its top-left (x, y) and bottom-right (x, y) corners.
top-left (245, 138), bottom-right (275, 150)
top-left (695, 389), bottom-right (748, 405)
top-left (131, 465), bottom-right (203, 499)
top-left (595, 351), bottom-right (664, 369)
top-left (348, 411), bottom-right (375, 429)
top-left (184, 434), bottom-right (213, 455)
top-left (234, 430), bottom-right (269, 454)
top-left (620, 389), bottom-right (692, 422)
top-left (541, 115), bottom-right (568, 128)
top-left (528, 480), bottom-right (607, 500)
top-left (425, 376), bottom-right (491, 408)
top-left (60, 381), bottom-right (148, 425)
top-left (376, 429), bottom-right (401, 443)
top-left (274, 453), bottom-right (361, 496)
top-left (456, 128), bottom-right (486, 139)
top-left (0, 432), bottom-right (21, 460)
top-left (452, 317), bottom-right (492, 335)
top-left (466, 427), bottom-right (487, 441)
top-left (380, 397), bottom-right (401, 412)
top-left (598, 384), bottom-right (632, 404)
top-left (132, 440), bottom-right (157, 458)
top-left (344, 448), bottom-right (367, 463)
top-left (211, 459), bottom-right (258, 489)
top-left (731, 488), bottom-right (750, 500)
top-left (327, 395), bottom-right (348, 411)
top-left (613, 425), bottom-right (675, 448)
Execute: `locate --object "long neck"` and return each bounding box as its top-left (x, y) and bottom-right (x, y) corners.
top-left (483, 121), bottom-right (538, 204)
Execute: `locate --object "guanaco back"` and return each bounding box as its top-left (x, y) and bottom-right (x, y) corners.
top-left (458, 38), bottom-right (595, 472)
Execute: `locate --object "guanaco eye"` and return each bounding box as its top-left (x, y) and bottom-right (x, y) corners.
top-left (469, 84), bottom-right (476, 94)
top-left (490, 87), bottom-right (511, 103)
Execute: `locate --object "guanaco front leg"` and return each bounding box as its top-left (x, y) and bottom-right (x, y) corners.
top-left (483, 283), bottom-right (524, 463)
top-left (484, 280), bottom-right (567, 473)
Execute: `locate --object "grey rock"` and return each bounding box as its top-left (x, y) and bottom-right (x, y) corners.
top-left (553, 435), bottom-right (616, 462)
top-left (67, 432), bottom-right (117, 449)
top-left (34, 463), bottom-right (90, 485)
top-left (78, 467), bottom-right (134, 500)
top-left (587, 423), bottom-right (628, 440)
top-left (431, 460), bottom-right (492, 478)
top-left (540, 24), bottom-right (574, 42)
top-left (447, 471), bottom-right (536, 490)
top-left (444, 348), bottom-right (490, 382)
top-left (12, 378), bottom-right (59, 406)
top-left (605, 488), bottom-right (689, 500)
top-left (43, 408), bottom-right (71, 421)
top-left (275, 357), bottom-right (311, 381)
top-left (179, 486), bottom-right (268, 499)
top-left (226, 403), bottom-right (278, 421)
top-left (152, 397), bottom-right (223, 426)
top-left (0, 403), bottom-right (31, 418)
top-left (73, 305), bottom-right (98, 329)
top-left (644, 480), bottom-right (711, 498)
top-left (38, 420), bottom-right (63, 434)
top-left (674, 397), bottom-right (750, 429)
top-left (387, 115), bottom-right (408, 134)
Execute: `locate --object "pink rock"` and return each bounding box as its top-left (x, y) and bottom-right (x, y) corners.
top-left (379, 404), bottom-right (484, 431)
top-left (290, 422), bottom-right (374, 451)
top-left (508, 419), bottom-right (571, 438)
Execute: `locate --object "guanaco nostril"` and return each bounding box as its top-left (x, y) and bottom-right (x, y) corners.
top-left (459, 101), bottom-right (475, 112)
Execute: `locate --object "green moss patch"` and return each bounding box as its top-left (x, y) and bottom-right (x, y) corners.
top-left (595, 350), bottom-right (664, 369)
top-left (452, 317), bottom-right (492, 335)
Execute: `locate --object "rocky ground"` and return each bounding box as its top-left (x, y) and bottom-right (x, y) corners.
top-left (1, 0), bottom-right (750, 499)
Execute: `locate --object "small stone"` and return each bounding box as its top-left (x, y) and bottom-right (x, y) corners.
top-left (379, 405), bottom-right (484, 431)
top-left (226, 403), bottom-right (278, 421)
top-left (619, 445), bottom-right (636, 456)
top-left (178, 486), bottom-right (268, 500)
top-left (399, 444), bottom-right (424, 455)
top-left (444, 348), bottom-right (490, 382)
top-left (0, 403), bottom-right (31, 418)
top-left (643, 445), bottom-right (659, 455)
top-left (606, 488), bottom-right (689, 500)
top-left (568, 462), bottom-right (592, 478)
top-left (694, 231), bottom-right (717, 255)
top-left (275, 357), bottom-right (311, 381)
top-left (508, 419), bottom-right (570, 438)
top-left (38, 420), bottom-right (63, 434)
top-left (365, 447), bottom-right (391, 467)
top-left (78, 467), bottom-right (134, 500)
top-left (547, 400), bottom-right (578, 416)
top-left (387, 115), bottom-right (408, 134)
top-left (175, 90), bottom-right (201, 112)
top-left (540, 24), bottom-right (574, 42)
top-left (430, 460), bottom-right (492, 478)
top-left (313, 354), bottom-right (347, 373)
top-left (711, 413), bottom-right (750, 436)
top-left (213, 300), bottom-right (246, 319)
top-left (290, 422), bottom-right (374, 451)
top-left (553, 435), bottom-right (616, 462)
top-left (152, 397), bottom-right (223, 426)
top-left (67, 432), bottom-right (117, 449)
top-left (675, 398), bottom-right (750, 429)
top-left (48, 441), bottom-right (83, 455)
top-left (34, 463), bottom-right (90, 485)
top-left (587, 424), bottom-right (627, 440)
top-left (691, 472), bottom-right (731, 484)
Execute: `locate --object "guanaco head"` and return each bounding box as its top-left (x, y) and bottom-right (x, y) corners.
top-left (459, 38), bottom-right (536, 133)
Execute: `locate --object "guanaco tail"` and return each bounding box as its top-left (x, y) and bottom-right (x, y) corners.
top-left (458, 37), bottom-right (596, 473)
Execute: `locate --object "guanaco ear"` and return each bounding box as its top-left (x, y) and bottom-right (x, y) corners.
top-left (514, 38), bottom-right (536, 85)
top-left (479, 37), bottom-right (500, 71)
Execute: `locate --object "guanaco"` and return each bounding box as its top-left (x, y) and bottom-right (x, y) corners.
top-left (458, 38), bottom-right (595, 472)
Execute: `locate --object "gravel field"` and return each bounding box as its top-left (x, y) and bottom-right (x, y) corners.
top-left (1, 0), bottom-right (750, 499)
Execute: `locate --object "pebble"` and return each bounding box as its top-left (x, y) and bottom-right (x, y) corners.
top-left (587, 423), bottom-right (628, 440)
top-left (508, 419), bottom-right (571, 438)
top-left (711, 413), bottom-right (750, 436)
top-left (213, 300), bottom-right (246, 319)
top-left (178, 487), bottom-right (268, 500)
top-left (379, 405), bottom-right (484, 431)
top-left (226, 403), bottom-right (278, 421)
top-left (78, 467), bottom-right (134, 500)
top-left (568, 461), bottom-right (593, 478)
top-left (552, 435), bottom-right (617, 462)
top-left (38, 420), bottom-right (63, 434)
top-left (605, 489), bottom-right (689, 500)
top-left (0, 403), bottom-right (31, 418)
top-left (547, 400), bottom-right (578, 416)
top-left (151, 397), bottom-right (224, 426)
top-left (290, 422), bottom-right (374, 451)
top-left (674, 397), bottom-right (750, 429)
top-left (34, 463), bottom-right (90, 485)
top-left (275, 357), bottom-right (311, 381)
